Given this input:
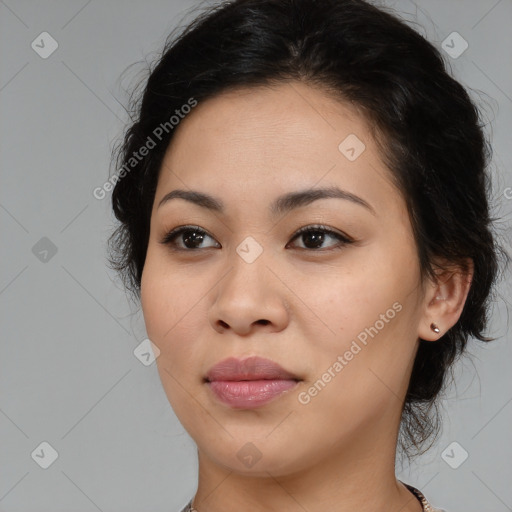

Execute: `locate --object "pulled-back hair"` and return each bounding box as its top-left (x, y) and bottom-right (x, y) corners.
top-left (108, 0), bottom-right (504, 461)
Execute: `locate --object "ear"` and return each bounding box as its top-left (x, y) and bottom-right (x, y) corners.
top-left (418, 258), bottom-right (474, 341)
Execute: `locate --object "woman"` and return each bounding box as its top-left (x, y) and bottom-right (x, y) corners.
top-left (107, 0), bottom-right (502, 510)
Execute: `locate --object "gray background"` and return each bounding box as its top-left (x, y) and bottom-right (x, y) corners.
top-left (1, 1), bottom-right (511, 511)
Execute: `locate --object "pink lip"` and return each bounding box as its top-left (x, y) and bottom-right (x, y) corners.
top-left (205, 356), bottom-right (301, 408)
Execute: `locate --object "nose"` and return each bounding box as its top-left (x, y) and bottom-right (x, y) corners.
top-left (208, 249), bottom-right (290, 336)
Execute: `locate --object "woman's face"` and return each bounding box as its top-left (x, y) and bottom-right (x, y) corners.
top-left (141, 82), bottom-right (429, 476)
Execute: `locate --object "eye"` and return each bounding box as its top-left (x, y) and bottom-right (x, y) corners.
top-left (159, 224), bottom-right (354, 252)
top-left (286, 225), bottom-right (354, 251)
top-left (159, 226), bottom-right (220, 250)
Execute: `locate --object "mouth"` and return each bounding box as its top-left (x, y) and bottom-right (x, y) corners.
top-left (204, 356), bottom-right (302, 408)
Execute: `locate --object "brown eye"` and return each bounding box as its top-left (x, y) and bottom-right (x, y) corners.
top-left (160, 226), bottom-right (220, 250)
top-left (287, 225), bottom-right (353, 251)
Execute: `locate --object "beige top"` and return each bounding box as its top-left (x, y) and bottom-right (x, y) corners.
top-left (178, 481), bottom-right (446, 512)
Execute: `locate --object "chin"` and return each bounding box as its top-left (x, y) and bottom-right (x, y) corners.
top-left (198, 436), bottom-right (315, 478)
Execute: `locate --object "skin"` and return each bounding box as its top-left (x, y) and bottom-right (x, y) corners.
top-left (140, 81), bottom-right (472, 512)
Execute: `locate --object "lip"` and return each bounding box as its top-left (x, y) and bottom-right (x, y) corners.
top-left (205, 356), bottom-right (301, 408)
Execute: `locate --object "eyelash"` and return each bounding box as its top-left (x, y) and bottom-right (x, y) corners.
top-left (159, 224), bottom-right (354, 252)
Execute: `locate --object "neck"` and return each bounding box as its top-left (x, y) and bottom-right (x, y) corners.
top-left (190, 414), bottom-right (422, 512)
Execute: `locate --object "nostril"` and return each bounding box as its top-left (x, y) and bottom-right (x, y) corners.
top-left (256, 319), bottom-right (270, 325)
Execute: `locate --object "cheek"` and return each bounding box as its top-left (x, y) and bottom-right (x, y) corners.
top-left (141, 252), bottom-right (195, 339)
top-left (290, 242), bottom-right (421, 375)
top-left (291, 255), bottom-right (411, 333)
top-left (141, 262), bottom-right (203, 416)
top-left (140, 256), bottom-right (209, 375)
top-left (141, 261), bottom-right (182, 376)
top-left (140, 265), bottom-right (168, 343)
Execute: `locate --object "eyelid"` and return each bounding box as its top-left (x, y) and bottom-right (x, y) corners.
top-left (290, 224), bottom-right (353, 243)
top-left (286, 224), bottom-right (354, 251)
top-left (159, 223), bottom-right (355, 251)
top-left (159, 225), bottom-right (220, 249)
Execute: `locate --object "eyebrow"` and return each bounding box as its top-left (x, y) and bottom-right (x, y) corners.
top-left (157, 186), bottom-right (376, 216)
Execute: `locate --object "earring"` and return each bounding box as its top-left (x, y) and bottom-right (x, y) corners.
top-left (430, 322), bottom-right (440, 334)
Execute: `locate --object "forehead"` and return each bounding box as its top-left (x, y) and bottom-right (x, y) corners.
top-left (165, 81), bottom-right (367, 165)
top-left (155, 81), bottom-right (402, 218)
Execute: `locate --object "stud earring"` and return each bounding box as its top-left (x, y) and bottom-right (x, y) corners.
top-left (430, 322), bottom-right (440, 334)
